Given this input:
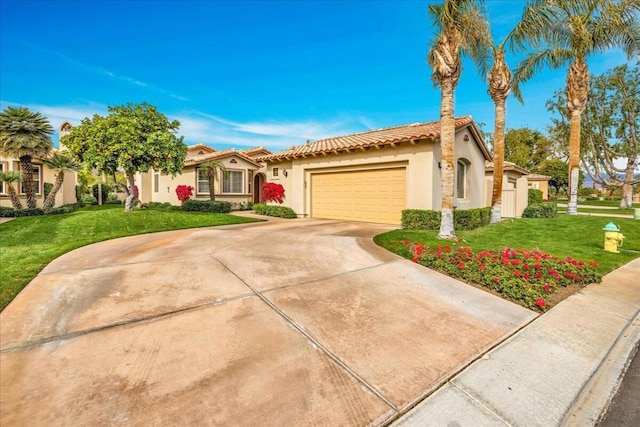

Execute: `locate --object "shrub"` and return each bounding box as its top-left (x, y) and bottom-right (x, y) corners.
top-left (75, 185), bottom-right (82, 203)
top-left (405, 242), bottom-right (601, 311)
top-left (0, 207), bottom-right (16, 217)
top-left (106, 193), bottom-right (121, 204)
top-left (528, 189), bottom-right (543, 205)
top-left (231, 201), bottom-right (254, 211)
top-left (522, 202), bottom-right (557, 218)
top-left (253, 203), bottom-right (297, 218)
top-left (46, 204), bottom-right (80, 215)
top-left (181, 199), bottom-right (231, 213)
top-left (0, 207), bottom-right (46, 217)
top-left (81, 194), bottom-right (98, 205)
top-left (260, 182), bottom-right (285, 204)
top-left (146, 202), bottom-right (180, 211)
top-left (92, 183), bottom-right (112, 204)
top-left (176, 185), bottom-right (194, 202)
top-left (44, 182), bottom-right (54, 200)
top-left (401, 207), bottom-right (491, 231)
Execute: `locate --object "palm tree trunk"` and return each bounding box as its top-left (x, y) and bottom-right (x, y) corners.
top-left (125, 173), bottom-right (136, 212)
top-left (439, 79), bottom-right (456, 240)
top-left (19, 155), bottom-right (37, 209)
top-left (567, 111), bottom-right (581, 215)
top-left (43, 172), bottom-right (64, 211)
top-left (208, 176), bottom-right (216, 201)
top-left (7, 184), bottom-right (23, 210)
top-left (490, 98), bottom-right (506, 223)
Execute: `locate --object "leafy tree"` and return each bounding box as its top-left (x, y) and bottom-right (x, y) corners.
top-left (504, 128), bottom-right (555, 170)
top-left (0, 171), bottom-right (24, 209)
top-left (0, 107), bottom-right (53, 208)
top-left (511, 0), bottom-right (640, 214)
top-left (199, 160), bottom-right (227, 201)
top-left (581, 64), bottom-right (639, 208)
top-left (63, 103), bottom-right (187, 211)
top-left (537, 159), bottom-right (570, 197)
top-left (427, 0), bottom-right (492, 239)
top-left (41, 151), bottom-right (81, 210)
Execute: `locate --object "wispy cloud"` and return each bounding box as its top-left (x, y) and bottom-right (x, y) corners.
top-left (14, 37), bottom-right (187, 102)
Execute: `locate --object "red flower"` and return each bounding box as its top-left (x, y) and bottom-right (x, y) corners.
top-left (404, 240), bottom-right (410, 245)
top-left (514, 270), bottom-right (522, 277)
top-left (535, 299), bottom-right (547, 308)
top-left (543, 285), bottom-right (551, 292)
top-left (493, 277), bottom-right (501, 283)
top-left (479, 263), bottom-right (486, 271)
top-left (589, 260), bottom-right (599, 268)
top-left (412, 256), bottom-right (419, 263)
top-left (457, 263), bottom-right (465, 269)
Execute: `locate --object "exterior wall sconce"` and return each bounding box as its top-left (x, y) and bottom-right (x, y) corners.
top-left (283, 170), bottom-right (288, 177)
top-left (463, 134), bottom-right (470, 141)
top-left (438, 162), bottom-right (441, 169)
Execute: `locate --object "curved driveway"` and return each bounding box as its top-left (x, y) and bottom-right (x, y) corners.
top-left (0, 218), bottom-right (536, 426)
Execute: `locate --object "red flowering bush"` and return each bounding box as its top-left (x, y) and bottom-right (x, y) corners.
top-left (176, 185), bottom-right (194, 202)
top-left (404, 242), bottom-right (602, 312)
top-left (261, 182), bottom-right (285, 204)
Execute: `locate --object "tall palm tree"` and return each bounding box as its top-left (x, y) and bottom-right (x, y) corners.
top-left (0, 107), bottom-right (53, 208)
top-left (0, 171), bottom-right (24, 210)
top-left (200, 160), bottom-right (227, 201)
top-left (41, 151), bottom-right (81, 210)
top-left (511, 0), bottom-right (640, 215)
top-left (427, 0), bottom-right (492, 239)
top-left (488, 45), bottom-right (513, 223)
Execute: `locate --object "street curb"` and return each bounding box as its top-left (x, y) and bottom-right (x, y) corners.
top-left (562, 311), bottom-right (640, 426)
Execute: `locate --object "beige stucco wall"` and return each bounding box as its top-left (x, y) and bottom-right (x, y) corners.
top-left (1, 156), bottom-right (76, 208)
top-left (528, 179), bottom-right (549, 200)
top-left (264, 128), bottom-right (488, 218)
top-left (140, 155), bottom-right (259, 206)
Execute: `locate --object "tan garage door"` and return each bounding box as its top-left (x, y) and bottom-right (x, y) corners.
top-left (311, 168), bottom-right (406, 225)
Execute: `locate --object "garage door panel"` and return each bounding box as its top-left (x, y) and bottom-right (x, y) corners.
top-left (311, 168), bottom-right (406, 225)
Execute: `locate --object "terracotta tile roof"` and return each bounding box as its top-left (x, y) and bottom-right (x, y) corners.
top-left (485, 161), bottom-right (529, 175)
top-left (527, 173), bottom-right (552, 180)
top-left (185, 148), bottom-right (262, 167)
top-left (241, 146), bottom-right (272, 157)
top-left (257, 116), bottom-right (480, 162)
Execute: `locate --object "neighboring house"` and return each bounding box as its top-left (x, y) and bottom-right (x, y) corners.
top-left (485, 161), bottom-right (529, 218)
top-left (527, 173), bottom-right (552, 200)
top-left (138, 144), bottom-right (271, 206)
top-left (0, 122), bottom-right (77, 209)
top-left (255, 116), bottom-right (492, 225)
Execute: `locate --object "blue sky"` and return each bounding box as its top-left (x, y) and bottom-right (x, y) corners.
top-left (0, 0), bottom-right (631, 151)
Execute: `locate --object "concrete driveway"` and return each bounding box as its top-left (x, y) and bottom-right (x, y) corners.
top-left (0, 218), bottom-right (536, 426)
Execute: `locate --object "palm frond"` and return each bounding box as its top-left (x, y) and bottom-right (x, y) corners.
top-left (512, 48), bottom-right (572, 103)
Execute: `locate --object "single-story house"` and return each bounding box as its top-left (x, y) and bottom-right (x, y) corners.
top-left (0, 122), bottom-right (77, 209)
top-left (484, 161), bottom-right (529, 218)
top-left (138, 144), bottom-right (272, 206)
top-left (527, 173), bottom-right (552, 200)
top-left (255, 116), bottom-right (492, 225)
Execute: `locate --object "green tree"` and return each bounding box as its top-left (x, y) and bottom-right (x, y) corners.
top-left (427, 0), bottom-right (492, 239)
top-left (511, 0), bottom-right (640, 214)
top-left (537, 159), bottom-right (570, 197)
top-left (504, 128), bottom-right (555, 170)
top-left (41, 151), bottom-right (81, 210)
top-left (0, 171), bottom-right (24, 209)
top-left (199, 160), bottom-right (227, 201)
top-left (63, 103), bottom-right (187, 211)
top-left (0, 107), bottom-right (53, 208)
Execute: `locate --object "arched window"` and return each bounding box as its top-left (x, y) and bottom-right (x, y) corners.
top-left (457, 159), bottom-right (469, 200)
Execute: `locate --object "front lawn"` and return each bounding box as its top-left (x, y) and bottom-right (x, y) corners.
top-left (375, 215), bottom-right (640, 311)
top-left (0, 205), bottom-right (260, 311)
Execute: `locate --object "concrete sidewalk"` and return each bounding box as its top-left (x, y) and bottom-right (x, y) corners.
top-left (394, 258), bottom-right (640, 427)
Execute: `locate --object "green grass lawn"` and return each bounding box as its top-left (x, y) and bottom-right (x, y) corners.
top-left (572, 200), bottom-right (640, 208)
top-left (0, 205), bottom-right (260, 311)
top-left (374, 215), bottom-right (640, 276)
top-left (557, 206), bottom-right (636, 216)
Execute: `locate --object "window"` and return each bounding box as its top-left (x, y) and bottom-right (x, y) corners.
top-left (222, 170), bottom-right (244, 194)
top-left (197, 168), bottom-right (210, 194)
top-left (153, 170), bottom-right (160, 193)
top-left (0, 162), bottom-right (5, 195)
top-left (272, 167), bottom-right (279, 177)
top-left (248, 171), bottom-right (252, 194)
top-left (21, 165), bottom-right (41, 195)
top-left (456, 160), bottom-right (467, 200)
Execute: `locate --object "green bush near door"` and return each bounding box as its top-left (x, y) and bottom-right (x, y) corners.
top-left (402, 207), bottom-right (491, 230)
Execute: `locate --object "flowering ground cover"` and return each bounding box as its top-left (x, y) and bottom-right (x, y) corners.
top-left (374, 216), bottom-right (640, 312)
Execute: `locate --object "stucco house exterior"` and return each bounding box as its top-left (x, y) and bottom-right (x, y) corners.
top-left (0, 122), bottom-right (77, 209)
top-left (527, 173), bottom-right (552, 200)
top-left (254, 116), bottom-right (491, 225)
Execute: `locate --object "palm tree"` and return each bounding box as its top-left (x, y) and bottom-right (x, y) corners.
top-left (427, 0), bottom-right (492, 239)
top-left (0, 171), bottom-right (24, 210)
top-left (511, 0), bottom-right (640, 215)
top-left (0, 107), bottom-right (53, 208)
top-left (488, 45), bottom-right (513, 223)
top-left (41, 151), bottom-right (81, 210)
top-left (200, 160), bottom-right (227, 201)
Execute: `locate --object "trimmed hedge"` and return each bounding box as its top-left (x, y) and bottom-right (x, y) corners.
top-left (146, 202), bottom-right (180, 211)
top-left (522, 202), bottom-right (557, 218)
top-left (401, 207), bottom-right (491, 231)
top-left (181, 199), bottom-right (232, 213)
top-left (253, 203), bottom-right (297, 219)
top-left (45, 204), bottom-right (80, 215)
top-left (528, 189), bottom-right (543, 205)
top-left (0, 204), bottom-right (81, 217)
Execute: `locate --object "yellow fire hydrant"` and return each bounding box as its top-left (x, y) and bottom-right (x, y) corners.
top-left (603, 222), bottom-right (625, 253)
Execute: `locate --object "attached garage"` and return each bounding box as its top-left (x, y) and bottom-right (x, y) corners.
top-left (311, 168), bottom-right (406, 225)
